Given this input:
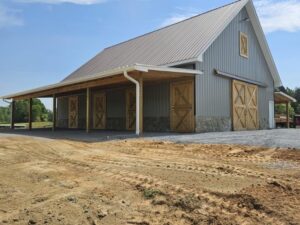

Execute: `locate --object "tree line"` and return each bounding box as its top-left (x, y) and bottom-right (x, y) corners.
top-left (0, 99), bottom-right (53, 124)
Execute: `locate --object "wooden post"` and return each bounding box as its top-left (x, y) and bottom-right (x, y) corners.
top-left (53, 95), bottom-right (56, 131)
top-left (28, 98), bottom-right (32, 130)
top-left (86, 88), bottom-right (90, 133)
top-left (10, 100), bottom-right (15, 130)
top-left (286, 102), bottom-right (290, 128)
top-left (139, 75), bottom-right (143, 134)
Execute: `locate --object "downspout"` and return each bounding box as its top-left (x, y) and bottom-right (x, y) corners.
top-left (123, 71), bottom-right (140, 135)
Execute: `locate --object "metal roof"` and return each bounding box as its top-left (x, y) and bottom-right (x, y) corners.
top-left (63, 0), bottom-right (248, 82)
top-left (0, 64), bottom-right (201, 99)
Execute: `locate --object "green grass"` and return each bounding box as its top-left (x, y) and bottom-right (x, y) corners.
top-left (0, 122), bottom-right (53, 129)
top-left (142, 188), bottom-right (163, 199)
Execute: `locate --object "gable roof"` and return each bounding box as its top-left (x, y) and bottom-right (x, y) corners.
top-left (63, 0), bottom-right (282, 87)
top-left (63, 0), bottom-right (247, 82)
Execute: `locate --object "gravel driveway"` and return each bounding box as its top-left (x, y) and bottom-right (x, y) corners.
top-left (149, 129), bottom-right (300, 149)
top-left (0, 128), bottom-right (299, 149)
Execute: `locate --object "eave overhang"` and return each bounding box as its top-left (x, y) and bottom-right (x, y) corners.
top-left (0, 64), bottom-right (202, 100)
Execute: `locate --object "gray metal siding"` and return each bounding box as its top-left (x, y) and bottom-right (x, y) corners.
top-left (196, 8), bottom-right (274, 129)
top-left (106, 89), bottom-right (126, 118)
top-left (57, 97), bottom-right (68, 128)
top-left (144, 82), bottom-right (170, 117)
top-left (78, 94), bottom-right (86, 129)
top-left (143, 82), bottom-right (170, 131)
top-left (90, 82), bottom-right (170, 131)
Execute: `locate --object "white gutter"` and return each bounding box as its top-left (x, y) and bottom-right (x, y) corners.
top-left (123, 71), bottom-right (140, 136)
top-left (274, 92), bottom-right (297, 103)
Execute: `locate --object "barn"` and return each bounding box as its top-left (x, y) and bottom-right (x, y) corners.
top-left (1, 0), bottom-right (283, 134)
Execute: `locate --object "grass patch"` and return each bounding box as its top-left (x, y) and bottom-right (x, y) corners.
top-left (142, 188), bottom-right (163, 199)
top-left (0, 122), bottom-right (53, 129)
top-left (32, 122), bottom-right (53, 128)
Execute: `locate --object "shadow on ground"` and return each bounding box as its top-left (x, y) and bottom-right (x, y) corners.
top-left (0, 128), bottom-right (179, 143)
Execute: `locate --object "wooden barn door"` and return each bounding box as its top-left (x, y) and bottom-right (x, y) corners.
top-left (245, 83), bottom-right (259, 130)
top-left (126, 88), bottom-right (136, 131)
top-left (232, 80), bottom-right (258, 131)
top-left (93, 92), bottom-right (106, 129)
top-left (170, 79), bottom-right (195, 133)
top-left (68, 96), bottom-right (78, 129)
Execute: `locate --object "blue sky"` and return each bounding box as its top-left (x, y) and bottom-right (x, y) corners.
top-left (0, 0), bottom-right (300, 109)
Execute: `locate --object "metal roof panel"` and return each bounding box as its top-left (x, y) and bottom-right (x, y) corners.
top-left (63, 0), bottom-right (247, 82)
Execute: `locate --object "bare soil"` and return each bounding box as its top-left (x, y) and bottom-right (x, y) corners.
top-left (0, 136), bottom-right (300, 225)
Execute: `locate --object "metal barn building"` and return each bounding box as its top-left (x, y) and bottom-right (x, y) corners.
top-left (1, 0), bottom-right (286, 134)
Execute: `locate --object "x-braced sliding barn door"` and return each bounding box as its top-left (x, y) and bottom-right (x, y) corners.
top-left (126, 88), bottom-right (136, 131)
top-left (232, 80), bottom-right (258, 131)
top-left (93, 92), bottom-right (106, 129)
top-left (170, 79), bottom-right (195, 133)
top-left (245, 83), bottom-right (259, 130)
top-left (68, 96), bottom-right (78, 129)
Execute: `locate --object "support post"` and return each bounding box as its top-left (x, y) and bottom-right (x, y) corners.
top-left (139, 75), bottom-right (143, 134)
top-left (29, 98), bottom-right (32, 130)
top-left (11, 100), bottom-right (15, 130)
top-left (53, 94), bottom-right (56, 131)
top-left (286, 102), bottom-right (290, 128)
top-left (86, 88), bottom-right (90, 133)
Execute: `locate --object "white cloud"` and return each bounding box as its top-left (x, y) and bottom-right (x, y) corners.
top-left (14, 0), bottom-right (107, 4)
top-left (160, 13), bottom-right (196, 27)
top-left (0, 4), bottom-right (23, 29)
top-left (255, 0), bottom-right (300, 33)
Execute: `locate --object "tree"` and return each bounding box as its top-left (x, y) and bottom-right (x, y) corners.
top-left (14, 100), bottom-right (29, 123)
top-left (0, 107), bottom-right (10, 124)
top-left (0, 99), bottom-right (51, 123)
top-left (291, 88), bottom-right (300, 114)
top-left (32, 104), bottom-right (42, 122)
top-left (275, 104), bottom-right (295, 118)
top-left (47, 110), bottom-right (53, 121)
top-left (295, 88), bottom-right (300, 102)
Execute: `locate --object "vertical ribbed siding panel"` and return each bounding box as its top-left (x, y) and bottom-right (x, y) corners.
top-left (144, 82), bottom-right (170, 117)
top-left (57, 97), bottom-right (68, 128)
top-left (78, 94), bottom-right (86, 129)
top-left (106, 89), bottom-right (126, 118)
top-left (196, 8), bottom-right (274, 129)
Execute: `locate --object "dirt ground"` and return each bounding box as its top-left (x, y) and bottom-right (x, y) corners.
top-left (0, 136), bottom-right (300, 225)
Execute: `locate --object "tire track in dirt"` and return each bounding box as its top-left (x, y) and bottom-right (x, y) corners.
top-left (51, 156), bottom-right (285, 225)
top-left (89, 155), bottom-right (300, 188)
top-left (175, 158), bottom-right (300, 186)
top-left (89, 157), bottom-right (246, 178)
top-left (51, 158), bottom-right (230, 223)
top-left (117, 143), bottom-right (298, 165)
top-left (95, 166), bottom-right (285, 225)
